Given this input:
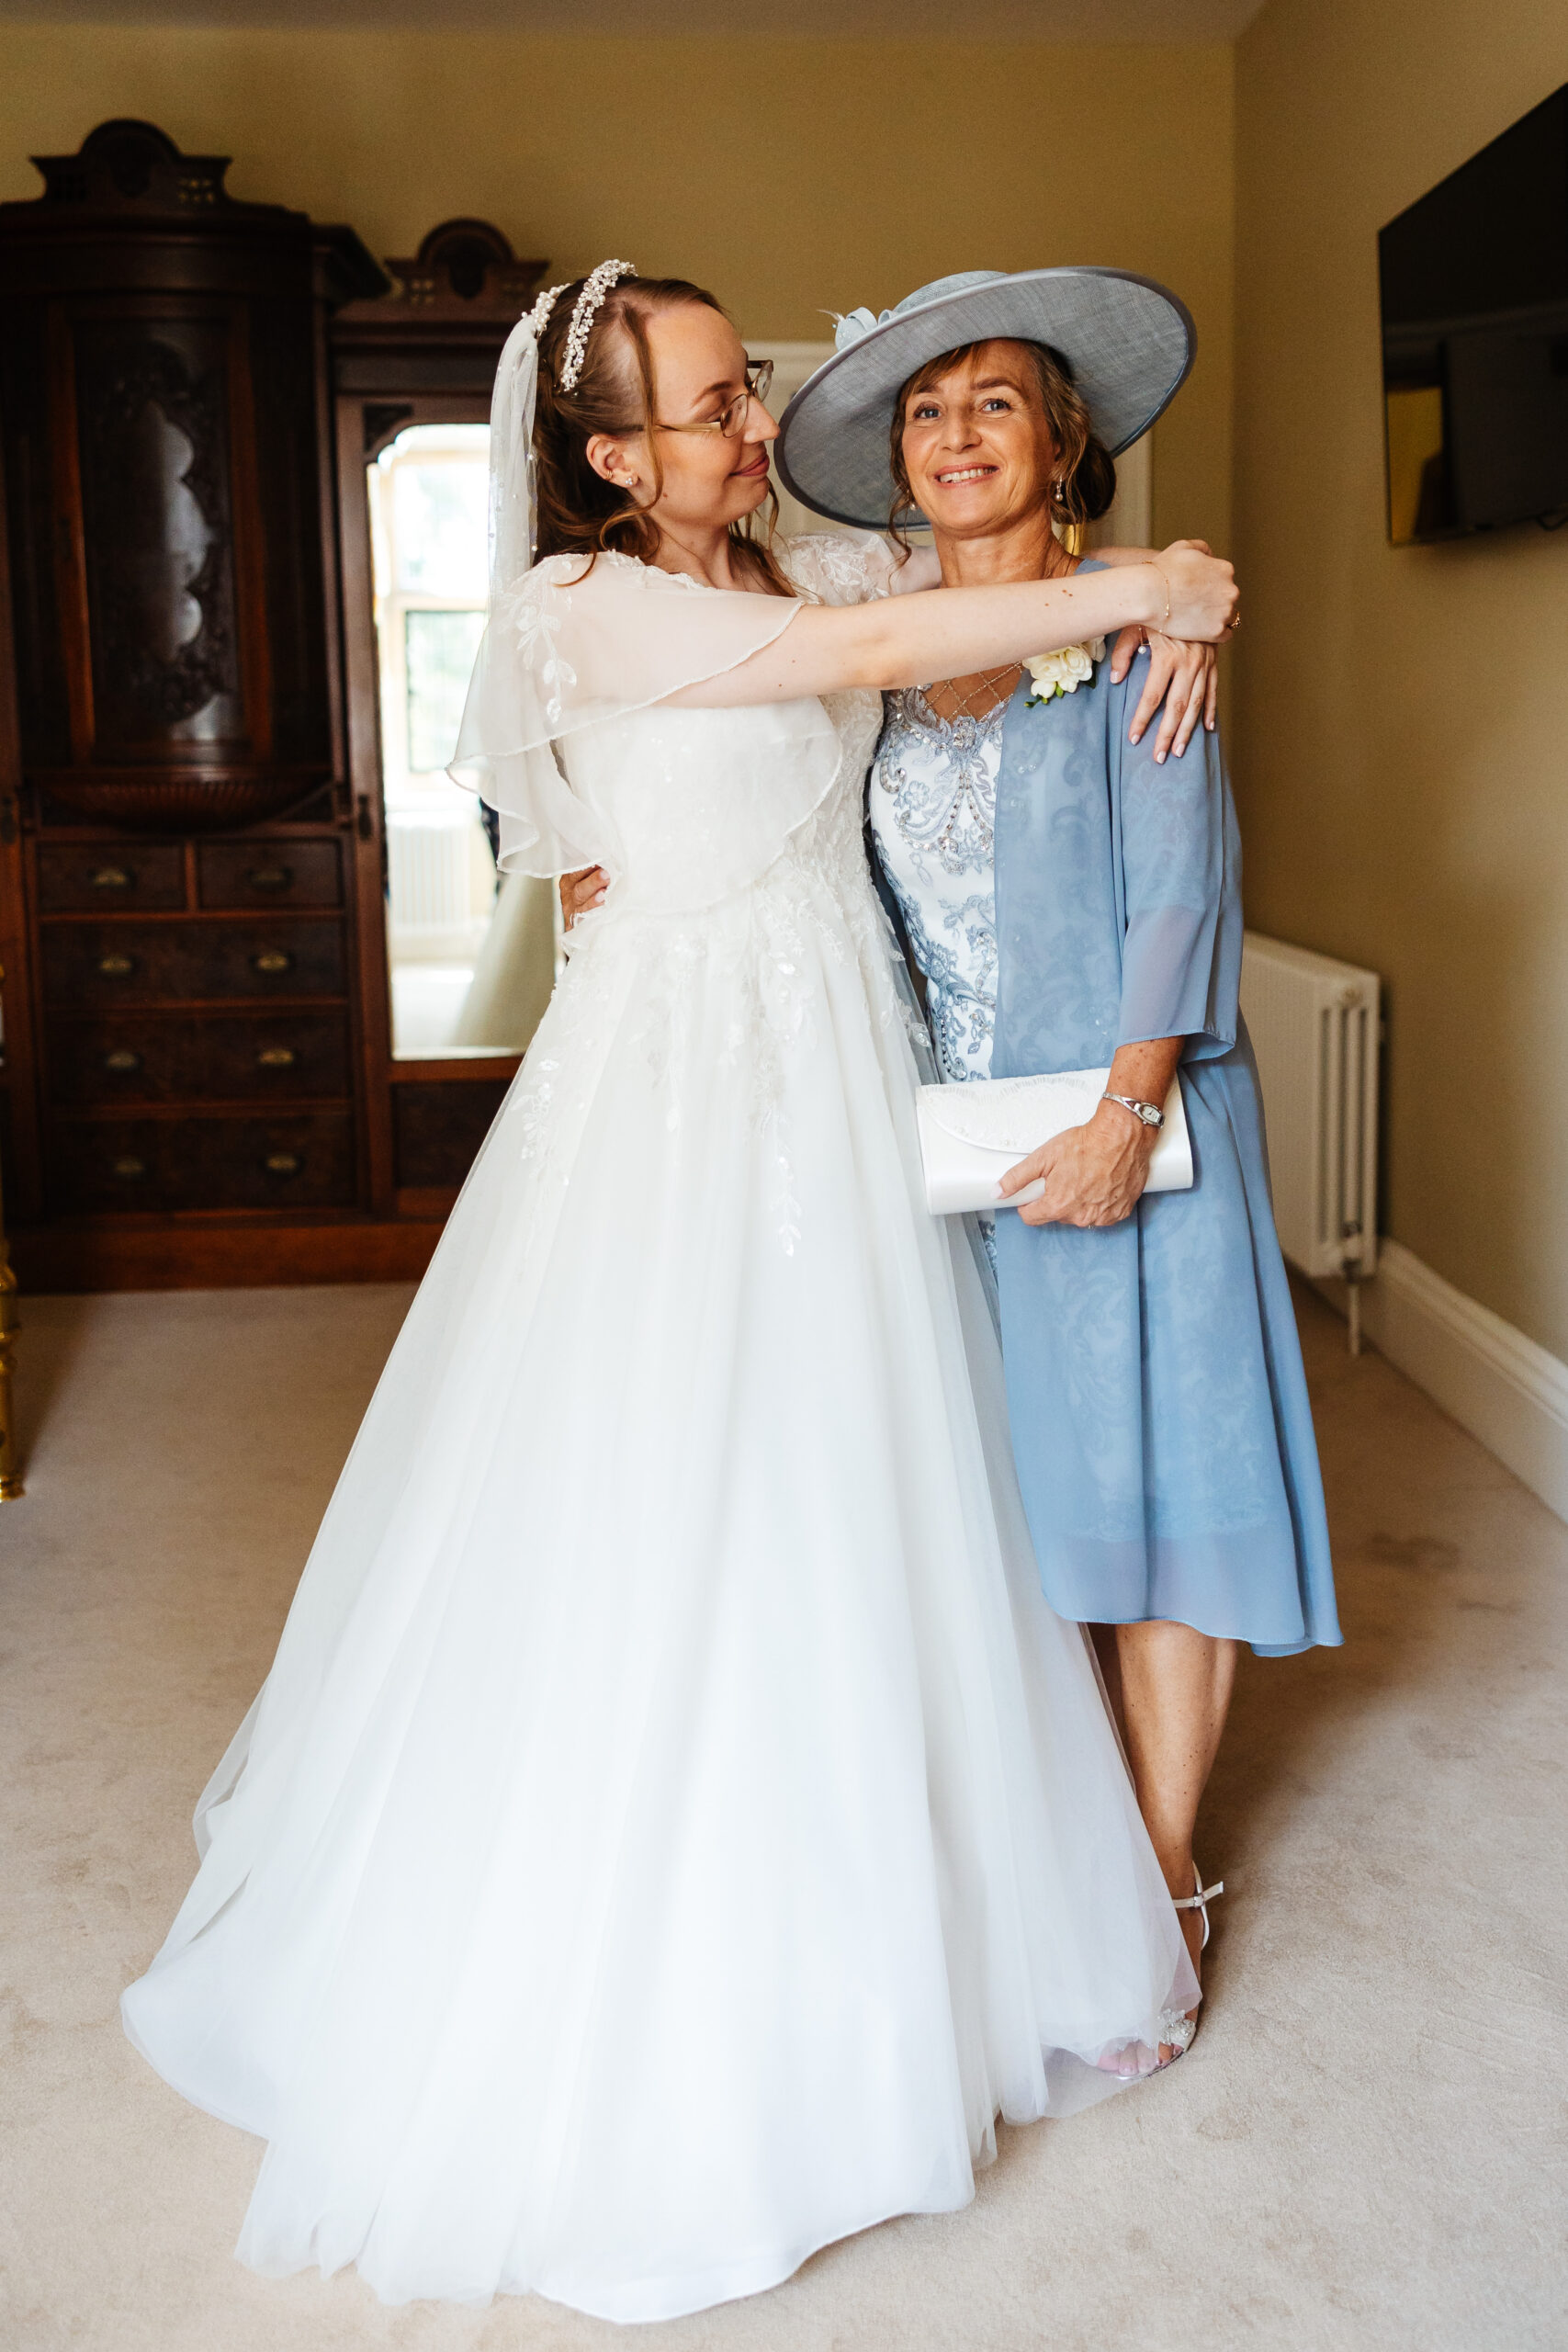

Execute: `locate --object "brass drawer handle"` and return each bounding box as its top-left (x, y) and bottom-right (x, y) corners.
top-left (246, 865), bottom-right (292, 892)
top-left (96, 952), bottom-right (135, 978)
top-left (256, 1045), bottom-right (297, 1069)
top-left (252, 949), bottom-right (294, 975)
top-left (112, 1154), bottom-right (148, 1180)
top-left (263, 1150), bottom-right (302, 1177)
top-left (90, 865), bottom-right (133, 890)
top-left (102, 1047), bottom-right (142, 1074)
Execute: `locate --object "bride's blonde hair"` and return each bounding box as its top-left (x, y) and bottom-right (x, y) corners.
top-left (533, 276), bottom-right (791, 594)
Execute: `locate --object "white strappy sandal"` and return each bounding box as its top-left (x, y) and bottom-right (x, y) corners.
top-left (1156, 1867), bottom-right (1225, 2060)
top-left (1099, 1867), bottom-right (1224, 2078)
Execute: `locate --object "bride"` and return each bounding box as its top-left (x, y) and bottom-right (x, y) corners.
top-left (121, 262), bottom-right (1237, 2323)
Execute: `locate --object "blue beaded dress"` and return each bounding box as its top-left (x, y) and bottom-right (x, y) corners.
top-left (869, 601), bottom-right (1340, 1659)
top-left (867, 686), bottom-right (1002, 1089)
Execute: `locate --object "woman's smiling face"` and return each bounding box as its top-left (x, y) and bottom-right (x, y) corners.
top-left (897, 339), bottom-right (1058, 541)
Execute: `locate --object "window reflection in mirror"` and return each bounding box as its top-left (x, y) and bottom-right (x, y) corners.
top-left (367, 422), bottom-right (558, 1059)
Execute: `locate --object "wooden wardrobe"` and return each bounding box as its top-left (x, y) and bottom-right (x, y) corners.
top-left (0, 120), bottom-right (545, 1289)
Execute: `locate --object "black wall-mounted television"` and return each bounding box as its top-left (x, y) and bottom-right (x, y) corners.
top-left (1379, 85), bottom-right (1568, 545)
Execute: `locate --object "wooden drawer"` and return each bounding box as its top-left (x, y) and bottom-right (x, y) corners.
top-left (36, 842), bottom-right (186, 913)
top-left (392, 1080), bottom-right (511, 1190)
top-left (197, 839), bottom-right (343, 910)
top-left (49, 1111), bottom-right (356, 1214)
top-left (41, 917), bottom-right (347, 1007)
top-left (46, 1011), bottom-right (352, 1106)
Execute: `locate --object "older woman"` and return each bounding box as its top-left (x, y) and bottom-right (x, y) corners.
top-left (775, 269), bottom-right (1342, 2033)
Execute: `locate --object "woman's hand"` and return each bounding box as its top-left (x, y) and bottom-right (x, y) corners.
top-left (1089, 541), bottom-right (1223, 763)
top-left (559, 866), bottom-right (607, 930)
top-left (1108, 630), bottom-right (1219, 763)
top-left (997, 1041), bottom-right (1183, 1228)
top-left (997, 1100), bottom-right (1157, 1229)
top-left (1151, 540), bottom-right (1237, 643)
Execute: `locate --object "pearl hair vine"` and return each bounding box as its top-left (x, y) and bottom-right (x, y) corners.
top-left (479, 259), bottom-right (637, 600)
top-left (525, 280), bottom-right (570, 343)
top-left (555, 259), bottom-right (638, 392)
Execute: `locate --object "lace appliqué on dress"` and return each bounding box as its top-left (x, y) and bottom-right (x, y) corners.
top-left (871, 689), bottom-right (1002, 1089)
top-left (503, 535), bottom-right (898, 1258)
top-left (779, 528), bottom-right (904, 613)
top-left (493, 567), bottom-right (579, 729)
top-left (880, 691), bottom-right (999, 876)
top-left (513, 677), bottom-right (892, 1260)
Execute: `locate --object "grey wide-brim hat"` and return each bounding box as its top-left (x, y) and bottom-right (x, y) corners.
top-left (775, 266), bottom-right (1195, 529)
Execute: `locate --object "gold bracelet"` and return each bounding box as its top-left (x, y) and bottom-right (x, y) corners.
top-left (1151, 563), bottom-right (1171, 625)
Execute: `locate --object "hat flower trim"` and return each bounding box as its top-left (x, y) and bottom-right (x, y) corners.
top-left (1024, 638), bottom-right (1107, 706)
top-left (828, 305), bottom-right (896, 352)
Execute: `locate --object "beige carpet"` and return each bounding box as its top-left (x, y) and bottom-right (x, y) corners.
top-left (2, 1279), bottom-right (1562, 2352)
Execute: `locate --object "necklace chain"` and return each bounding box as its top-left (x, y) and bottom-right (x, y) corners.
top-left (923, 546), bottom-right (1078, 723)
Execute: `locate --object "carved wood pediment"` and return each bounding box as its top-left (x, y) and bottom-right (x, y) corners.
top-left (381, 220), bottom-right (548, 319)
top-left (29, 119), bottom-right (233, 215)
top-left (332, 219), bottom-right (550, 394)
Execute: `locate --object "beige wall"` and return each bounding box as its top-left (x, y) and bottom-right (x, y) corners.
top-left (5, 15), bottom-right (1562, 1357)
top-left (8, 14), bottom-right (1567, 1356)
top-left (1234, 1), bottom-right (1568, 1359)
top-left (0, 23), bottom-right (1233, 552)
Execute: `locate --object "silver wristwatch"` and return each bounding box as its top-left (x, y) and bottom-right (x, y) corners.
top-left (1102, 1092), bottom-right (1166, 1132)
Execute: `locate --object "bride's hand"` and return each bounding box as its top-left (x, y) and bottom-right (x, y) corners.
top-left (1107, 630), bottom-right (1219, 763)
top-left (1153, 539), bottom-right (1237, 644)
top-left (559, 866), bottom-right (607, 931)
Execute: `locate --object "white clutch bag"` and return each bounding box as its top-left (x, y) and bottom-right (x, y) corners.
top-left (916, 1068), bottom-right (1192, 1216)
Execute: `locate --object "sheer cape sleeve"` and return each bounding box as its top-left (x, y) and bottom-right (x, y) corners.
top-left (449, 551), bottom-right (815, 881)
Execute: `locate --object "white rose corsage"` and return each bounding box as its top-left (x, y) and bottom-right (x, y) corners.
top-left (1023, 637), bottom-right (1107, 706)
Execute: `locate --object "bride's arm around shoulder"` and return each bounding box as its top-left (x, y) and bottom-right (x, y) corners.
top-left (674, 541), bottom-right (1232, 709)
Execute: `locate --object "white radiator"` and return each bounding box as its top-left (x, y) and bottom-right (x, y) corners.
top-left (1239, 932), bottom-right (1381, 1284)
top-left (386, 812), bottom-right (493, 956)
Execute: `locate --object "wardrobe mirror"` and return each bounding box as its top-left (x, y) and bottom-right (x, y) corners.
top-left (367, 420), bottom-right (558, 1059)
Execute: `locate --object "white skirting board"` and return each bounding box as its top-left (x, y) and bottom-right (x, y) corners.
top-left (1314, 1241), bottom-right (1568, 1524)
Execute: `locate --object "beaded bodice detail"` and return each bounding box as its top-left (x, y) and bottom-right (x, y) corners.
top-left (869, 686), bottom-right (1003, 1086)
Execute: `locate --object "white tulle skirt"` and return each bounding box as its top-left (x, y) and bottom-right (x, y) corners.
top-left (121, 846), bottom-right (1194, 2322)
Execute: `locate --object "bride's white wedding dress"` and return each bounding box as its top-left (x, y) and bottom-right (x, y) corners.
top-left (122, 534), bottom-right (1194, 2323)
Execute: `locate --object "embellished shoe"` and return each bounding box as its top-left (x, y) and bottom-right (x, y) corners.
top-left (1153, 2007), bottom-right (1197, 2061)
top-left (1158, 1866), bottom-right (1224, 2063)
top-left (1097, 1868), bottom-right (1225, 2078)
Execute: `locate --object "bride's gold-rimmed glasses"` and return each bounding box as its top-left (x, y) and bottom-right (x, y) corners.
top-left (656, 358), bottom-right (775, 439)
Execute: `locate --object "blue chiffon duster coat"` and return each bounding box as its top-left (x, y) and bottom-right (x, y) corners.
top-left (984, 623), bottom-right (1340, 1657)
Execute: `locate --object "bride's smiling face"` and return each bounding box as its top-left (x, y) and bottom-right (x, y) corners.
top-left (897, 340), bottom-right (1058, 541)
top-left (586, 302), bottom-right (779, 537)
